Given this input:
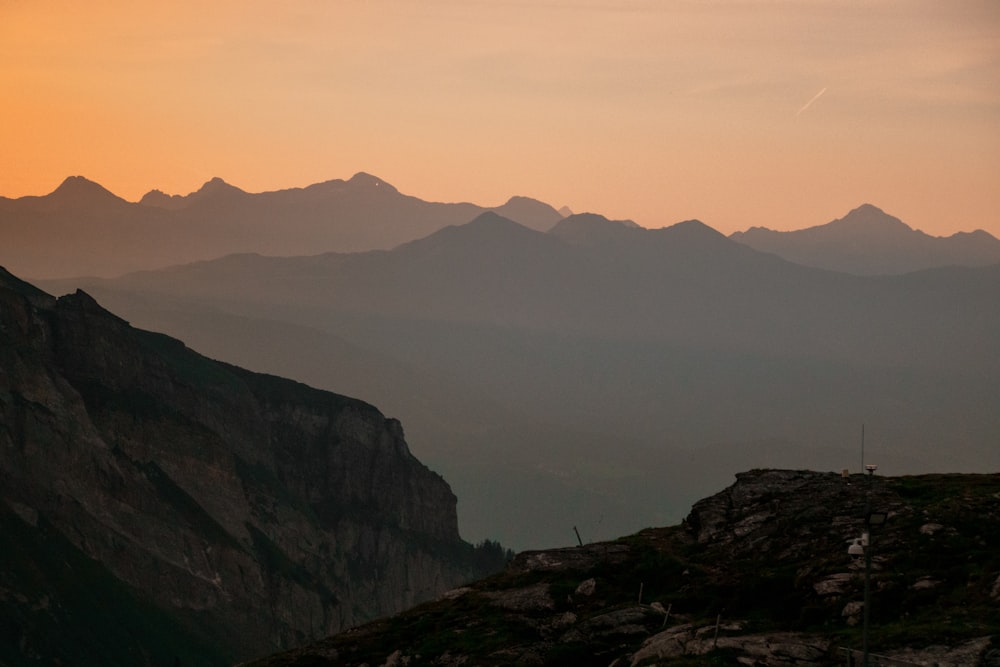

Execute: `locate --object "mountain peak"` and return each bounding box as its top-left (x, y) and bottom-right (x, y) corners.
top-left (53, 175), bottom-right (103, 191)
top-left (490, 196), bottom-right (564, 232)
top-left (48, 176), bottom-right (125, 208)
top-left (661, 218), bottom-right (729, 242)
top-left (830, 203), bottom-right (912, 234)
top-left (404, 211), bottom-right (539, 253)
top-left (549, 213), bottom-right (638, 244)
top-left (196, 177), bottom-right (245, 196)
top-left (137, 188), bottom-right (175, 208)
top-left (729, 204), bottom-right (1000, 274)
top-left (465, 210), bottom-right (525, 230)
top-left (348, 172), bottom-right (398, 193)
top-left (851, 203), bottom-right (886, 215)
top-left (420, 211), bottom-right (538, 243)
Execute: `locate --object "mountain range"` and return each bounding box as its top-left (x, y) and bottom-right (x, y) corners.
top-left (0, 174), bottom-right (566, 279)
top-left (39, 211), bottom-right (1000, 551)
top-left (0, 267), bottom-right (505, 665)
top-left (4, 175), bottom-right (998, 281)
top-left (730, 203), bottom-right (1000, 275)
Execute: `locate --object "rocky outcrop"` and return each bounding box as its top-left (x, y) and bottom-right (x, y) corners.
top-left (0, 267), bottom-right (497, 665)
top-left (247, 468), bottom-right (1000, 666)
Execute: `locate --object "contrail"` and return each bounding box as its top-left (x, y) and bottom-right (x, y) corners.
top-left (795, 87), bottom-right (827, 116)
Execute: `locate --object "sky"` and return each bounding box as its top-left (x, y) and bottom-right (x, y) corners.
top-left (2, 0), bottom-right (998, 237)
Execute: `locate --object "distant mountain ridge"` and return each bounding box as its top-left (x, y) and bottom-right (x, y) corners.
top-left (39, 212), bottom-right (1000, 550)
top-left (0, 173), bottom-right (565, 279)
top-left (4, 173), bottom-right (996, 279)
top-left (731, 203), bottom-right (1000, 275)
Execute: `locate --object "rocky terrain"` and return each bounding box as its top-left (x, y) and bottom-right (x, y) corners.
top-left (247, 469), bottom-right (1000, 666)
top-left (0, 267), bottom-right (505, 666)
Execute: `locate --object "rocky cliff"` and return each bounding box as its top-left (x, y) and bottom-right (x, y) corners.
top-left (247, 469), bottom-right (1000, 666)
top-left (0, 267), bottom-right (501, 666)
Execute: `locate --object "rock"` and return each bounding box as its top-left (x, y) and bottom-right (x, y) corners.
top-left (483, 583), bottom-right (554, 612)
top-left (911, 576), bottom-right (940, 590)
top-left (842, 601), bottom-right (864, 626)
top-left (886, 636), bottom-right (994, 667)
top-left (574, 578), bottom-right (596, 596)
top-left (920, 522), bottom-right (944, 535)
top-left (0, 271), bottom-right (497, 664)
top-left (630, 624), bottom-right (692, 664)
top-left (630, 626), bottom-right (826, 666)
top-left (576, 606), bottom-right (657, 640)
top-left (508, 543), bottom-right (631, 574)
top-left (813, 572), bottom-right (853, 596)
top-left (242, 469), bottom-right (1000, 667)
top-left (440, 587), bottom-right (472, 600)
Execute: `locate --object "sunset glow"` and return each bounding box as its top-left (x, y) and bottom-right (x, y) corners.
top-left (3, 0), bottom-right (998, 236)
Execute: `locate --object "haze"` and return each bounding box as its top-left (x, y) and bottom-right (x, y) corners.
top-left (3, 0), bottom-right (998, 237)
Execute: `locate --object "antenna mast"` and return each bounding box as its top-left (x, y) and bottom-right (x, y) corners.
top-left (860, 423), bottom-right (865, 474)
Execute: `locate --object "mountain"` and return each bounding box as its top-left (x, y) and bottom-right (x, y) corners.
top-left (33, 175), bottom-right (131, 211)
top-left (245, 469), bottom-right (1000, 666)
top-left (0, 267), bottom-right (506, 665)
top-left (731, 204), bottom-right (1000, 275)
top-left (139, 176), bottom-right (248, 209)
top-left (0, 174), bottom-right (564, 279)
top-left (491, 195), bottom-right (568, 231)
top-left (38, 214), bottom-right (1000, 553)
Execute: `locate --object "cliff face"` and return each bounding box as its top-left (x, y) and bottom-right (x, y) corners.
top-left (248, 469), bottom-right (1000, 667)
top-left (0, 267), bottom-right (490, 665)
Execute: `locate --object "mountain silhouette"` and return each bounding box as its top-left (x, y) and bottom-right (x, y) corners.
top-left (139, 176), bottom-right (247, 209)
top-left (49, 175), bottom-right (130, 209)
top-left (548, 212), bottom-right (640, 246)
top-left (0, 174), bottom-right (564, 279)
top-left (731, 203), bottom-right (1000, 274)
top-left (40, 214), bottom-right (1000, 550)
top-left (0, 175), bottom-right (131, 213)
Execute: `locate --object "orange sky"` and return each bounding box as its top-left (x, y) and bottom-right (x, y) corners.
top-left (2, 1), bottom-right (998, 237)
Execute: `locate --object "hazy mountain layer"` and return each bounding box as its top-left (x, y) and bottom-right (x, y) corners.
top-left (39, 213), bottom-right (1000, 552)
top-left (0, 267), bottom-right (505, 665)
top-left (0, 173), bottom-right (564, 279)
top-left (730, 203), bottom-right (1000, 275)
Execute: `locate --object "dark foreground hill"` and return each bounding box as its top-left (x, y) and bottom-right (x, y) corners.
top-left (0, 267), bottom-right (505, 666)
top-left (246, 469), bottom-right (1000, 667)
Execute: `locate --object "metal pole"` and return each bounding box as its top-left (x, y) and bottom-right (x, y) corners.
top-left (861, 424), bottom-right (864, 474)
top-left (862, 467), bottom-right (873, 666)
top-left (862, 521), bottom-right (871, 666)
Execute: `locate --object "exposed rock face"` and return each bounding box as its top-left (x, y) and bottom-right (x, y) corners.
top-left (246, 468), bottom-right (1000, 666)
top-left (0, 267), bottom-right (492, 665)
